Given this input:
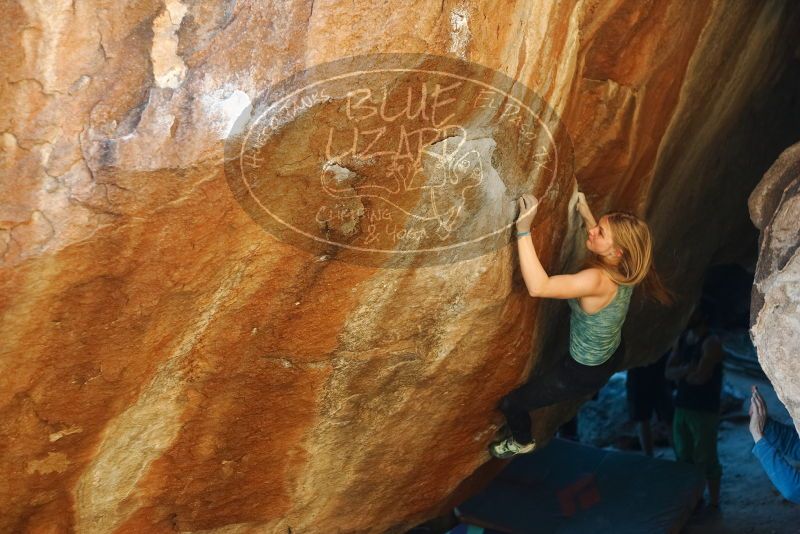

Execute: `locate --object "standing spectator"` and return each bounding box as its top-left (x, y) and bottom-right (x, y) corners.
top-left (665, 305), bottom-right (724, 508)
top-left (749, 385), bottom-right (800, 503)
top-left (627, 350), bottom-right (674, 456)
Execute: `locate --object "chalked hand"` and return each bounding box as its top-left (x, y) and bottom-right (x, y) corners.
top-left (516, 194), bottom-right (538, 232)
top-left (576, 191), bottom-right (589, 213)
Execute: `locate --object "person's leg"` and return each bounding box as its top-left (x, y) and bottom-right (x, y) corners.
top-left (496, 340), bottom-right (625, 447)
top-left (627, 365), bottom-right (655, 455)
top-left (638, 386), bottom-right (656, 456)
top-left (688, 410), bottom-right (722, 506)
top-left (638, 418), bottom-right (654, 456)
top-left (535, 340), bottom-right (624, 406)
top-left (672, 408), bottom-right (693, 464)
top-left (498, 393), bottom-right (534, 444)
top-left (707, 477), bottom-right (721, 508)
top-left (498, 353), bottom-right (569, 444)
top-left (498, 352), bottom-right (580, 443)
top-left (653, 417), bottom-right (674, 453)
top-left (655, 386), bottom-right (675, 450)
top-left (499, 351), bottom-right (618, 444)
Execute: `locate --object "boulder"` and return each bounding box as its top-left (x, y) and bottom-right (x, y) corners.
top-left (749, 141), bottom-right (800, 435)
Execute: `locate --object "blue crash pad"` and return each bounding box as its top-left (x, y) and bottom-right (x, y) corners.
top-left (455, 438), bottom-right (704, 534)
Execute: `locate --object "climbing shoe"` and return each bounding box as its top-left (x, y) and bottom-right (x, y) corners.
top-left (489, 436), bottom-right (536, 459)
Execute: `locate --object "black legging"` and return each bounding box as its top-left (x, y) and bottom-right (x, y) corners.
top-left (498, 337), bottom-right (626, 444)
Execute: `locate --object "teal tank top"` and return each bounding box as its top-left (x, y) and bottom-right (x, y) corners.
top-left (567, 283), bottom-right (634, 366)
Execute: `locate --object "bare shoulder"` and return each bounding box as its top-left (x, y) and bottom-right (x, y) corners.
top-left (584, 267), bottom-right (622, 287)
top-left (575, 267), bottom-right (603, 281)
top-left (574, 267), bottom-right (606, 292)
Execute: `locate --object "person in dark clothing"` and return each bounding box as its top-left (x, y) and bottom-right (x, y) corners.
top-left (749, 385), bottom-right (800, 503)
top-left (627, 350), bottom-right (674, 456)
top-left (665, 305), bottom-right (724, 508)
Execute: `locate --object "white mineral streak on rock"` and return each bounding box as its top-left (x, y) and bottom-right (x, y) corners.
top-left (151, 0), bottom-right (188, 89)
top-left (448, 5), bottom-right (472, 60)
top-left (200, 87), bottom-right (253, 139)
top-left (19, 0), bottom-right (73, 92)
top-left (549, 1), bottom-right (581, 117)
top-left (73, 262), bottom-right (250, 533)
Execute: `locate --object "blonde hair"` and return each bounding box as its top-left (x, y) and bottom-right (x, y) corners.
top-left (586, 211), bottom-right (673, 306)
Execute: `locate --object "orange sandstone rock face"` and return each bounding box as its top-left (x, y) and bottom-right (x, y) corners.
top-left (1, 1), bottom-right (799, 532)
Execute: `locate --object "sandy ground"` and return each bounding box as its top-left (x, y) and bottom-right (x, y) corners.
top-left (675, 370), bottom-right (800, 534)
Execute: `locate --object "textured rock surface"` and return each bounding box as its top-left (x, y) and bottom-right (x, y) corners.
top-left (1, 1), bottom-right (800, 532)
top-left (749, 141), bottom-right (800, 435)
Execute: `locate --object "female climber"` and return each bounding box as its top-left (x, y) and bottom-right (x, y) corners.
top-left (490, 192), bottom-right (673, 459)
